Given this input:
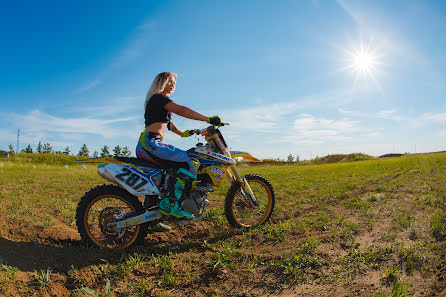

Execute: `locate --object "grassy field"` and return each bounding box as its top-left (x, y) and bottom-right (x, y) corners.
top-left (0, 153), bottom-right (445, 296)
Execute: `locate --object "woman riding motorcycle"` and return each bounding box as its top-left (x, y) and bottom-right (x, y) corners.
top-left (136, 72), bottom-right (221, 219)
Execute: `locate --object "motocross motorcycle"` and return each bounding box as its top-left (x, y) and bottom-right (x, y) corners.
top-left (76, 124), bottom-right (275, 249)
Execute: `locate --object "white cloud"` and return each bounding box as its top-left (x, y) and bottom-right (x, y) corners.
top-left (294, 114), bottom-right (360, 134)
top-left (206, 98), bottom-right (367, 148)
top-left (378, 109), bottom-right (401, 121)
top-left (2, 110), bottom-right (138, 140)
top-left (220, 102), bottom-right (301, 132)
top-left (422, 111), bottom-right (446, 122)
top-left (338, 107), bottom-right (402, 122)
top-left (211, 89), bottom-right (358, 138)
top-left (278, 114), bottom-right (361, 145)
top-left (364, 131), bottom-right (380, 137)
top-left (337, 108), bottom-right (354, 114)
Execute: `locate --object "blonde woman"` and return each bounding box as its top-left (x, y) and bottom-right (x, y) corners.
top-left (136, 72), bottom-right (221, 219)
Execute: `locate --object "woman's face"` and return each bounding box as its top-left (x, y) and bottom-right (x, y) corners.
top-left (162, 75), bottom-right (176, 95)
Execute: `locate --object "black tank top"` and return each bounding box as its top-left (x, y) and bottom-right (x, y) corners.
top-left (144, 94), bottom-right (172, 127)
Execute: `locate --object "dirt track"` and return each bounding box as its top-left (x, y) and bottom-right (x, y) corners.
top-left (1, 155), bottom-right (445, 296)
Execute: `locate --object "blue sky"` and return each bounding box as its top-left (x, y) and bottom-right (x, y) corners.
top-left (1, 0), bottom-right (445, 160)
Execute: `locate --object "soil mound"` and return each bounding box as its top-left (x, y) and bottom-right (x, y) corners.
top-left (379, 153), bottom-right (404, 158)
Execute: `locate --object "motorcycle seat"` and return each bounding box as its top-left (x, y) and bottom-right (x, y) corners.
top-left (114, 156), bottom-right (163, 169)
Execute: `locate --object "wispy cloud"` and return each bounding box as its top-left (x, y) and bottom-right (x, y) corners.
top-left (282, 114), bottom-right (361, 144)
top-left (2, 110), bottom-right (138, 140)
top-left (336, 0), bottom-right (361, 26)
top-left (210, 99), bottom-right (368, 147)
top-left (69, 96), bottom-right (142, 117)
top-left (422, 111), bottom-right (446, 122)
top-left (339, 108), bottom-right (446, 129)
top-left (74, 20), bottom-right (156, 93)
top-left (75, 79), bottom-right (101, 93)
top-left (378, 109), bottom-right (401, 121)
top-left (221, 102), bottom-right (301, 132)
top-left (110, 21), bottom-right (156, 68)
top-left (294, 114), bottom-right (360, 133)
top-left (213, 89), bottom-right (358, 133)
top-left (338, 108), bottom-right (402, 121)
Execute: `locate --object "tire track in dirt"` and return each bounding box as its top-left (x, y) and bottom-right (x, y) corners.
top-left (348, 169), bottom-right (408, 197)
top-left (272, 170), bottom-right (410, 222)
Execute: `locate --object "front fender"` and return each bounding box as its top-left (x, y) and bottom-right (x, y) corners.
top-left (230, 151), bottom-right (262, 163)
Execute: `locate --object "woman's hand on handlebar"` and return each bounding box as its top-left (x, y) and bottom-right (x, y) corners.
top-left (182, 129), bottom-right (202, 137)
top-left (206, 116), bottom-right (229, 126)
top-left (182, 130), bottom-right (193, 137)
top-left (207, 115), bottom-right (221, 125)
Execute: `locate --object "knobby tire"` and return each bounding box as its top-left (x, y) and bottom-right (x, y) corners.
top-left (224, 174), bottom-right (275, 228)
top-left (76, 184), bottom-right (147, 249)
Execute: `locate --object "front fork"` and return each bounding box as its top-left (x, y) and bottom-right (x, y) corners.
top-left (226, 165), bottom-right (259, 207)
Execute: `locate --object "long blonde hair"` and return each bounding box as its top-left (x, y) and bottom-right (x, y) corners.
top-left (144, 72), bottom-right (177, 110)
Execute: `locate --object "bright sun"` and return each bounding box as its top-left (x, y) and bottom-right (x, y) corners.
top-left (352, 50), bottom-right (376, 73)
top-left (342, 41), bottom-right (382, 88)
top-left (350, 49), bottom-right (377, 75)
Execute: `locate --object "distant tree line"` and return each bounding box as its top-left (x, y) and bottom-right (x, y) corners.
top-left (4, 142), bottom-right (133, 158)
top-left (287, 153), bottom-right (300, 163)
top-left (77, 144), bottom-right (132, 158)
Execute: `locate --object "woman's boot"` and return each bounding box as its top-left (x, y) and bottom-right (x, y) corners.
top-left (159, 168), bottom-right (196, 219)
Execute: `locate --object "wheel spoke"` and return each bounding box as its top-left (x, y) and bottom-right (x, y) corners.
top-left (85, 195), bottom-right (139, 249)
top-left (228, 175), bottom-right (274, 228)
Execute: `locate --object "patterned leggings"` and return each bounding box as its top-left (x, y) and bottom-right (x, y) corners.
top-left (135, 131), bottom-right (197, 175)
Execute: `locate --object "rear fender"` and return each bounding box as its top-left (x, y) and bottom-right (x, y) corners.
top-left (98, 163), bottom-right (161, 195)
top-left (77, 157), bottom-right (153, 173)
top-left (77, 157), bottom-right (139, 167)
top-left (230, 151), bottom-right (262, 163)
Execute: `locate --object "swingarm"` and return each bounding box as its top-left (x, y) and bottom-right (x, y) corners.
top-left (107, 209), bottom-right (162, 230)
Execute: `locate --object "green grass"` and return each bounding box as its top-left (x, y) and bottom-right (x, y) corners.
top-left (0, 152), bottom-right (445, 296)
top-left (5, 152), bottom-right (90, 165)
top-left (274, 252), bottom-right (324, 276)
top-left (34, 269), bottom-right (51, 289)
top-left (343, 246), bottom-right (393, 269)
top-left (430, 211), bottom-right (446, 241)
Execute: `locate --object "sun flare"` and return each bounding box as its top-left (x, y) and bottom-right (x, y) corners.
top-left (341, 40), bottom-right (384, 89)
top-left (352, 50), bottom-right (376, 73)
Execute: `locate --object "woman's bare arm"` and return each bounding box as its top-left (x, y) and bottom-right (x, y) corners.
top-left (164, 101), bottom-right (207, 122)
top-left (168, 121), bottom-right (184, 137)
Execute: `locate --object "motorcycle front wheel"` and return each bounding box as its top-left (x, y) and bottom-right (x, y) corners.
top-left (76, 184), bottom-right (147, 249)
top-left (224, 174), bottom-right (275, 228)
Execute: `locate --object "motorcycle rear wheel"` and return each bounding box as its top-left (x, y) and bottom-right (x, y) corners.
top-left (224, 174), bottom-right (275, 228)
top-left (76, 184), bottom-right (147, 249)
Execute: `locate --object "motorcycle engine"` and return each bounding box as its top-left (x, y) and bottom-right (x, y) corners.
top-left (181, 191), bottom-right (208, 217)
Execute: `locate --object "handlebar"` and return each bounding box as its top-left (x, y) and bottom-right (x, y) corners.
top-left (190, 123), bottom-right (229, 136)
top-left (190, 129), bottom-right (202, 135)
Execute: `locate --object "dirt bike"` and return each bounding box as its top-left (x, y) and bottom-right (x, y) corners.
top-left (75, 123), bottom-right (275, 249)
